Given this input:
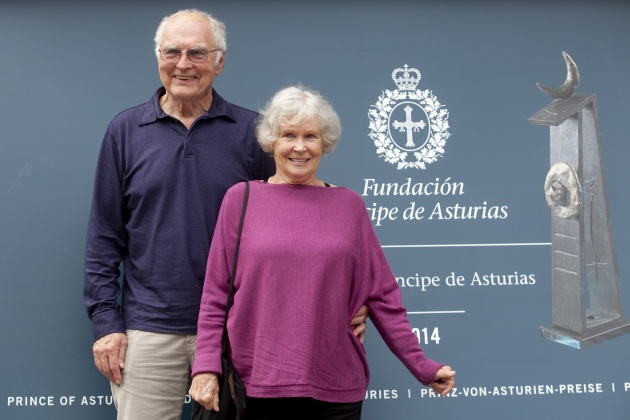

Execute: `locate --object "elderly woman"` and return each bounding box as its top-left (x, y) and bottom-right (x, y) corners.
top-left (190, 85), bottom-right (455, 419)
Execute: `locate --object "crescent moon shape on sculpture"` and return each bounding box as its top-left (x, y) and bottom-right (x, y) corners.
top-left (536, 51), bottom-right (580, 99)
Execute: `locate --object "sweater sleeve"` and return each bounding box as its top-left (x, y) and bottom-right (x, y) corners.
top-left (83, 127), bottom-right (127, 341)
top-left (192, 182), bottom-right (246, 377)
top-left (357, 201), bottom-right (444, 386)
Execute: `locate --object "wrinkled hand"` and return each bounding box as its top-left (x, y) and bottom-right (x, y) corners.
top-left (429, 365), bottom-right (456, 396)
top-left (189, 373), bottom-right (220, 411)
top-left (350, 305), bottom-right (369, 344)
top-left (93, 332), bottom-right (127, 385)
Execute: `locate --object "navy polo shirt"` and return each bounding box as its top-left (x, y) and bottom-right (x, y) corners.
top-left (84, 88), bottom-right (275, 341)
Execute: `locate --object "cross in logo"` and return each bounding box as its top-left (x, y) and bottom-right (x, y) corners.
top-left (392, 105), bottom-right (426, 148)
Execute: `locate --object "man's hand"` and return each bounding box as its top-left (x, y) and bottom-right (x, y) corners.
top-left (428, 365), bottom-right (456, 396)
top-left (93, 332), bottom-right (127, 385)
top-left (189, 373), bottom-right (220, 411)
top-left (351, 305), bottom-right (369, 344)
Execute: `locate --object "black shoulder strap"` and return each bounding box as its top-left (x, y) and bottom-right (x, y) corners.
top-left (222, 181), bottom-right (250, 351)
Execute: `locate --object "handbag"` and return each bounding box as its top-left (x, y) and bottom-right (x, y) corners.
top-left (192, 182), bottom-right (250, 420)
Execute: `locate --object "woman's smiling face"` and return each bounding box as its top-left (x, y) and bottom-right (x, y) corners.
top-left (272, 120), bottom-right (323, 185)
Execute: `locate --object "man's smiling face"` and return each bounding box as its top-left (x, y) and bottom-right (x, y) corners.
top-left (157, 13), bottom-right (224, 106)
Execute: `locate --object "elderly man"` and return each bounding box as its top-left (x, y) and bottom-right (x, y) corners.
top-left (84, 9), bottom-right (367, 420)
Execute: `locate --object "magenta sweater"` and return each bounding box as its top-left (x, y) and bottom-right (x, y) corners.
top-left (193, 181), bottom-right (443, 402)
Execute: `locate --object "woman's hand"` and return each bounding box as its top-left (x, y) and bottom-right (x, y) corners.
top-left (428, 365), bottom-right (456, 396)
top-left (189, 373), bottom-right (220, 411)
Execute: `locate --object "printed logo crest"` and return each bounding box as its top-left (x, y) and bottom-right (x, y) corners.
top-left (368, 65), bottom-right (450, 169)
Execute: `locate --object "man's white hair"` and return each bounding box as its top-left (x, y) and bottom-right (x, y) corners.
top-left (154, 9), bottom-right (226, 64)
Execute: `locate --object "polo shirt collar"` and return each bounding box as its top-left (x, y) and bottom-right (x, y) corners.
top-left (138, 87), bottom-right (236, 125)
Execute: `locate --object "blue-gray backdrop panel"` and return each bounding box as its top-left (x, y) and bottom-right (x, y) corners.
top-left (1, 1), bottom-right (628, 419)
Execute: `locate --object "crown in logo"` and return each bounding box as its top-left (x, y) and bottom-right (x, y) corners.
top-left (392, 64), bottom-right (421, 91)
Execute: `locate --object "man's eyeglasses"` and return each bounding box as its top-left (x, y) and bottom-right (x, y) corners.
top-left (159, 48), bottom-right (221, 64)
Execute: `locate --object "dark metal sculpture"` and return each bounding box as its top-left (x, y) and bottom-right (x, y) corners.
top-left (529, 52), bottom-right (630, 349)
top-left (536, 51), bottom-right (580, 100)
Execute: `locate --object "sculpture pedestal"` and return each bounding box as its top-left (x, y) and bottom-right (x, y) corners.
top-left (541, 313), bottom-right (630, 350)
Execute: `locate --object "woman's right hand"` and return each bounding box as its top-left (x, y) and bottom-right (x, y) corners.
top-left (189, 372), bottom-right (220, 411)
top-left (428, 365), bottom-right (456, 396)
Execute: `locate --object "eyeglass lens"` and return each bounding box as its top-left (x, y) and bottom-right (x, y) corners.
top-left (160, 48), bottom-right (213, 63)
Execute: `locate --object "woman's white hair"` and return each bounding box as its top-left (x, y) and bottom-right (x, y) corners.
top-left (256, 85), bottom-right (341, 156)
top-left (153, 9), bottom-right (226, 64)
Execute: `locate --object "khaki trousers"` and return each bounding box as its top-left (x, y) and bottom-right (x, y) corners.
top-left (111, 330), bottom-right (197, 420)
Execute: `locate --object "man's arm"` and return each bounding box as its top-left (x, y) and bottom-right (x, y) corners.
top-left (351, 304), bottom-right (369, 343)
top-left (84, 128), bottom-right (128, 381)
